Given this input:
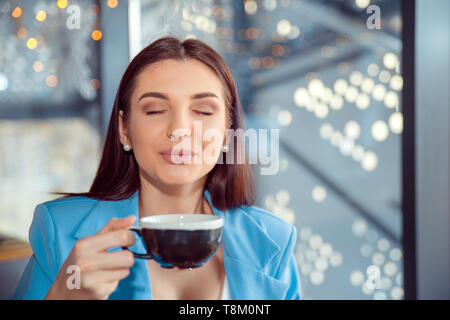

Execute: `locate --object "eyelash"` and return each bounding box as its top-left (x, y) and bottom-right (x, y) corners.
top-left (146, 111), bottom-right (213, 116)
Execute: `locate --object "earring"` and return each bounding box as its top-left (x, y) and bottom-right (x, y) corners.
top-left (222, 145), bottom-right (229, 152)
top-left (123, 144), bottom-right (131, 151)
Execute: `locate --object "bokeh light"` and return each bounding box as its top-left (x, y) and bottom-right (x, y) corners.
top-left (17, 27), bottom-right (27, 39)
top-left (57, 0), bottom-right (68, 9)
top-left (46, 75), bottom-right (58, 87)
top-left (330, 94), bottom-right (344, 110)
top-left (372, 84), bottom-right (387, 101)
top-left (244, 0), bottom-right (258, 15)
top-left (361, 78), bottom-right (375, 94)
top-left (356, 93), bottom-right (370, 109)
top-left (36, 10), bottom-right (47, 22)
top-left (334, 78), bottom-right (348, 95)
top-left (0, 73), bottom-right (9, 91)
top-left (390, 75), bottom-right (403, 91)
top-left (367, 63), bottom-right (380, 77)
top-left (361, 151), bottom-right (378, 171)
top-left (107, 0), bottom-right (119, 9)
top-left (92, 30), bottom-right (103, 41)
top-left (355, 0), bottom-right (371, 9)
top-left (12, 7), bottom-right (22, 18)
top-left (294, 87), bottom-right (311, 107)
top-left (320, 123), bottom-right (334, 140)
top-left (345, 120), bottom-right (361, 140)
top-left (312, 186), bottom-right (327, 203)
top-left (345, 86), bottom-right (359, 103)
top-left (384, 91), bottom-right (399, 109)
top-left (350, 71), bottom-right (363, 86)
top-left (277, 19), bottom-right (292, 37)
top-left (278, 109), bottom-right (292, 126)
top-left (383, 52), bottom-right (398, 70)
top-left (33, 61), bottom-right (44, 72)
top-left (389, 112), bottom-right (403, 134)
top-left (26, 38), bottom-right (38, 50)
top-left (371, 120), bottom-right (389, 142)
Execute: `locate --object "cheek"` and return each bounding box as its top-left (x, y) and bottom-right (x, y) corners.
top-left (130, 117), bottom-right (163, 142)
top-left (128, 120), bottom-right (165, 161)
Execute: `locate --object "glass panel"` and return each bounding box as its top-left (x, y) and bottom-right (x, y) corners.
top-left (0, 0), bottom-right (102, 241)
top-left (137, 0), bottom-right (403, 299)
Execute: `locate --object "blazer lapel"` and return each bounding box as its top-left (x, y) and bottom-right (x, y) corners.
top-left (224, 256), bottom-right (290, 300)
top-left (204, 190), bottom-right (289, 300)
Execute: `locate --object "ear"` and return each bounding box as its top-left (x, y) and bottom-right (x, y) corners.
top-left (118, 110), bottom-right (131, 147)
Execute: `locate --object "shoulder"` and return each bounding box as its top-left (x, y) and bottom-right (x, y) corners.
top-left (34, 195), bottom-right (100, 227)
top-left (39, 195), bottom-right (98, 211)
top-left (41, 195), bottom-right (99, 208)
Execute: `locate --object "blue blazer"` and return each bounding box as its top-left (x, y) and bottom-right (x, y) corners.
top-left (12, 189), bottom-right (302, 300)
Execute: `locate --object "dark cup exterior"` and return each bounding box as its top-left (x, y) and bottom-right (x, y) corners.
top-left (124, 226), bottom-right (223, 269)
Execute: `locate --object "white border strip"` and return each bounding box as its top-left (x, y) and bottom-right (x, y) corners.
top-left (128, 0), bottom-right (142, 61)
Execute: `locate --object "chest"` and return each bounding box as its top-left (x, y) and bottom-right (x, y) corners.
top-left (147, 244), bottom-right (225, 300)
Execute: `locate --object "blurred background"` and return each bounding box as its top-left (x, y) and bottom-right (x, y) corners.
top-left (0, 0), bottom-right (448, 300)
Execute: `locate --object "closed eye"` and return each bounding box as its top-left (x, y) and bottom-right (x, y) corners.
top-left (146, 111), bottom-right (213, 115)
top-left (196, 111), bottom-right (213, 116)
top-left (146, 111), bottom-right (165, 115)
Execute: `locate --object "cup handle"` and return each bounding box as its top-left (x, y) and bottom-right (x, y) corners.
top-left (121, 227), bottom-right (153, 259)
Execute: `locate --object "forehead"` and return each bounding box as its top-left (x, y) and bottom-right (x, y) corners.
top-left (132, 59), bottom-right (225, 103)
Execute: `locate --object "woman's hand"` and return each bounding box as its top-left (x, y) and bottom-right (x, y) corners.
top-left (45, 216), bottom-right (137, 300)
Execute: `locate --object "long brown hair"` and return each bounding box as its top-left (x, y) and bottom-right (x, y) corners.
top-left (53, 36), bottom-right (255, 211)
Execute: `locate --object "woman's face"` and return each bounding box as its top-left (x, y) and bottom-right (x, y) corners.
top-left (119, 58), bottom-right (229, 186)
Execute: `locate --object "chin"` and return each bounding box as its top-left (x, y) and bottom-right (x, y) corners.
top-left (157, 169), bottom-right (202, 185)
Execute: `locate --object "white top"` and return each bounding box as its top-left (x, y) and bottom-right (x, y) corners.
top-left (220, 274), bottom-right (231, 300)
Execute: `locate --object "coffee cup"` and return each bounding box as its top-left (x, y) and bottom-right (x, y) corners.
top-left (122, 214), bottom-right (223, 269)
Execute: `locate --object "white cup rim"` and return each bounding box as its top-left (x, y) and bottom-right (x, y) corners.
top-left (139, 214), bottom-right (223, 230)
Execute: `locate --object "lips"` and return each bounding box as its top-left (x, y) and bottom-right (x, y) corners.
top-left (159, 149), bottom-right (197, 156)
top-left (159, 149), bottom-right (198, 164)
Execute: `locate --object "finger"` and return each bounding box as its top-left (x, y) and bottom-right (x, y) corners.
top-left (85, 250), bottom-right (135, 271)
top-left (91, 228), bottom-right (136, 252)
top-left (96, 216), bottom-right (136, 235)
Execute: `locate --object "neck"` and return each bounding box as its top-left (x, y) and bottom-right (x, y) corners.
top-left (137, 174), bottom-right (210, 218)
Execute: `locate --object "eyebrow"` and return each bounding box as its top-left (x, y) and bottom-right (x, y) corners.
top-left (138, 92), bottom-right (219, 102)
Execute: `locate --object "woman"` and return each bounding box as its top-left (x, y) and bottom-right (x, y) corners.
top-left (12, 36), bottom-right (302, 300)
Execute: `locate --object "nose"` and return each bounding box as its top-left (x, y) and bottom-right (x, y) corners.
top-left (169, 129), bottom-right (190, 142)
top-left (167, 107), bottom-right (193, 142)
